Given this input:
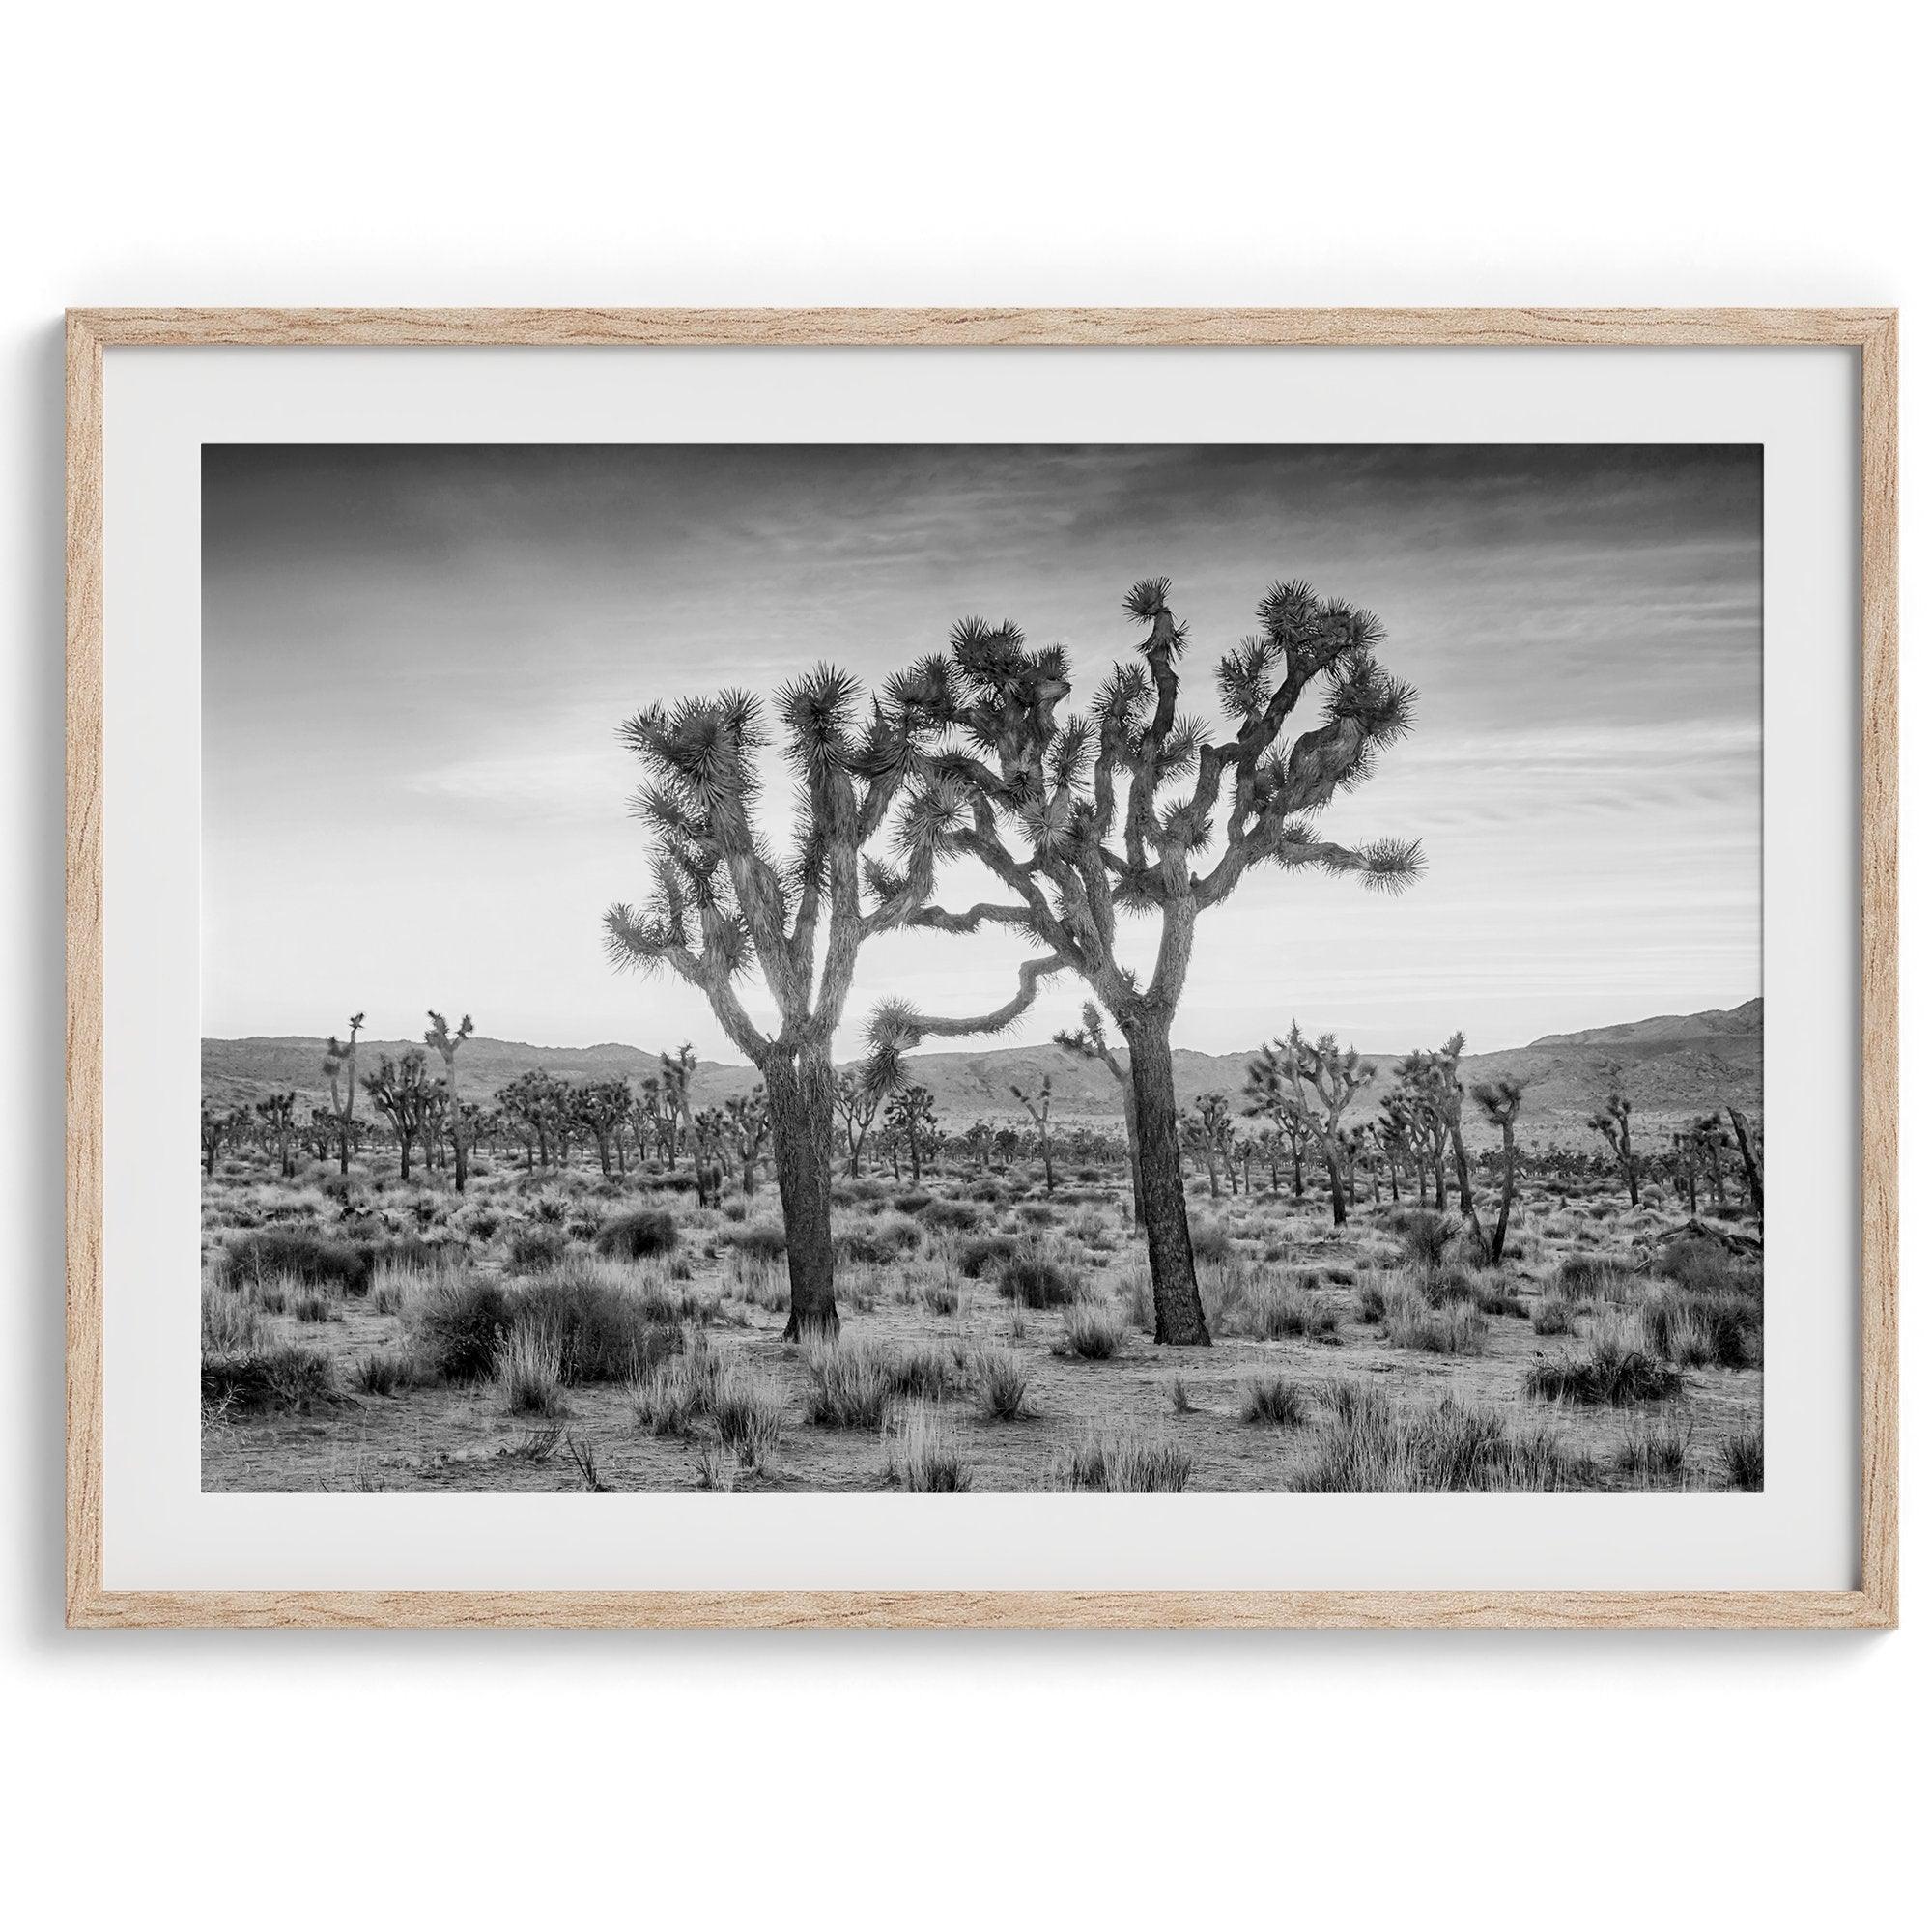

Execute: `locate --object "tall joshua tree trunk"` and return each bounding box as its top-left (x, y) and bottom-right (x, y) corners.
top-left (765, 1047), bottom-right (839, 1341)
top-left (1125, 1023), bottom-right (1209, 1345)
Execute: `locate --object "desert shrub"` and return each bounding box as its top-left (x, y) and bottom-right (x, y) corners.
top-left (919, 1197), bottom-right (983, 1233)
top-left (893, 1190), bottom-right (934, 1214)
top-left (593, 1207), bottom-right (681, 1262)
top-left (201, 1343), bottom-right (338, 1414)
top-left (1052, 1304), bottom-right (1122, 1360)
top-left (1553, 1253), bottom-right (1638, 1302)
top-left (1294, 1384), bottom-right (1594, 1492)
top-left (1044, 1428), bottom-right (1191, 1492)
top-left (1191, 1219), bottom-right (1234, 1264)
top-left (1532, 1297), bottom-right (1576, 1336)
top-left (407, 1275), bottom-right (517, 1383)
top-left (1639, 1288), bottom-right (1759, 1370)
top-left (1424, 1265), bottom-right (1478, 1307)
top-left (1167, 1377), bottom-right (1194, 1415)
top-left (1355, 1278), bottom-right (1389, 1323)
top-left (631, 1341), bottom-right (722, 1436)
top-left (1476, 1285), bottom-right (1529, 1319)
top-left (888, 1404), bottom-right (972, 1492)
top-left (1616, 1411), bottom-right (1693, 1486)
top-left (1206, 1262), bottom-right (1340, 1342)
top-left (1655, 1233), bottom-right (1743, 1294)
top-left (1722, 1427), bottom-right (1765, 1492)
top-left (512, 1267), bottom-right (682, 1383)
top-left (201, 1284), bottom-right (262, 1355)
top-left (1382, 1284), bottom-right (1488, 1356)
top-left (888, 1343), bottom-right (956, 1402)
top-left (352, 1350), bottom-right (411, 1397)
top-left (998, 1253), bottom-right (1079, 1308)
top-left (458, 1205), bottom-right (502, 1242)
top-left (289, 1287), bottom-right (341, 1323)
top-left (1525, 1314), bottom-right (1684, 1406)
top-left (506, 1226), bottom-right (569, 1275)
top-left (921, 1276), bottom-right (960, 1316)
top-left (713, 1372), bottom-right (785, 1473)
top-left (976, 1349), bottom-right (1035, 1421)
top-left (1390, 1208), bottom-right (1458, 1269)
top-left (957, 1234), bottom-right (1019, 1279)
top-left (221, 1229), bottom-right (371, 1295)
top-left (1240, 1374), bottom-right (1310, 1428)
top-left (1017, 1202), bottom-right (1059, 1228)
top-left (833, 1176), bottom-right (893, 1206)
top-left (497, 1318), bottom-right (568, 1416)
top-left (639, 1168), bottom-right (698, 1195)
top-left (803, 1341), bottom-right (896, 1429)
top-left (726, 1217), bottom-right (789, 1261)
top-left (834, 1211), bottom-right (923, 1264)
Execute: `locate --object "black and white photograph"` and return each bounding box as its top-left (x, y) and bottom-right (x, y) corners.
top-left (198, 440), bottom-right (1766, 1495)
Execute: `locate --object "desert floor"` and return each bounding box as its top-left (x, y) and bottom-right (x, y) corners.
top-left (199, 1145), bottom-right (1764, 1495)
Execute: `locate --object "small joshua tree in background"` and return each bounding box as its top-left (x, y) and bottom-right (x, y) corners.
top-left (1691, 1111), bottom-right (1731, 1208)
top-left (724, 1087), bottom-right (773, 1196)
top-left (254, 1091), bottom-right (299, 1179)
top-left (362, 1048), bottom-right (436, 1182)
top-left (1054, 1001), bottom-right (1143, 1224)
top-left (574, 1077), bottom-right (635, 1178)
top-left (320, 1012), bottom-right (366, 1176)
top-left (1727, 1105), bottom-right (1764, 1218)
top-left (1590, 1092), bottom-right (1641, 1208)
top-left (424, 1010), bottom-right (475, 1190)
top-left (1250, 1025), bottom-right (1377, 1227)
top-left (200, 1102), bottom-right (247, 1177)
top-left (834, 1067), bottom-right (885, 1179)
top-left (1470, 1076), bottom-right (1523, 1265)
top-left (1191, 1093), bottom-right (1237, 1197)
top-left (1010, 1073), bottom-right (1057, 1194)
top-left (882, 1083), bottom-right (939, 1186)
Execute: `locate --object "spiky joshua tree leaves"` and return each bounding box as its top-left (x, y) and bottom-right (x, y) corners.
top-left (604, 667), bottom-right (964, 1340)
top-left (864, 577), bottom-right (1420, 1344)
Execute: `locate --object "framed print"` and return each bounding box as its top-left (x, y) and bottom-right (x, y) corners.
top-left (65, 307), bottom-right (1898, 1629)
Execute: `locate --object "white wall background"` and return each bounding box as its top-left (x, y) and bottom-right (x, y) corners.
top-left (2, 4), bottom-right (1920, 1925)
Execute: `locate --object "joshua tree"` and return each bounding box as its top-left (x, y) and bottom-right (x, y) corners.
top-left (1054, 1001), bottom-right (1144, 1224)
top-left (864, 578), bottom-right (1418, 1345)
top-left (1250, 1025), bottom-right (1377, 1227)
top-left (1191, 1093), bottom-right (1237, 1197)
top-left (881, 1083), bottom-right (939, 1187)
top-left (499, 1069), bottom-right (569, 1170)
top-left (1691, 1111), bottom-right (1731, 1208)
top-left (834, 1066), bottom-right (886, 1179)
top-left (724, 1088), bottom-right (772, 1196)
top-left (1243, 1052), bottom-right (1313, 1200)
top-left (199, 1103), bottom-right (247, 1177)
top-left (964, 1119), bottom-right (994, 1175)
top-left (1010, 1073), bottom-right (1057, 1194)
top-left (254, 1091), bottom-right (299, 1178)
top-left (423, 1010), bottom-right (475, 1190)
top-left (1470, 1076), bottom-right (1523, 1264)
top-left (320, 1011), bottom-right (366, 1176)
top-left (1589, 1092), bottom-right (1641, 1208)
top-left (658, 1045), bottom-right (698, 1167)
top-left (1671, 1128), bottom-right (1701, 1216)
top-left (1727, 1105), bottom-right (1763, 1218)
top-left (362, 1049), bottom-right (435, 1181)
top-left (575, 1077), bottom-right (635, 1178)
top-left (604, 667), bottom-right (1003, 1341)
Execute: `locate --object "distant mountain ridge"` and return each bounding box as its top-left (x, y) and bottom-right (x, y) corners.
top-left (203, 997), bottom-right (1761, 1150)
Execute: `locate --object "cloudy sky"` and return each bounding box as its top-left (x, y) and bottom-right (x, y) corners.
top-left (202, 443), bottom-right (1760, 1059)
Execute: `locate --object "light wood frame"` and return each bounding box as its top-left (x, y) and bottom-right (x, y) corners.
top-left (65, 307), bottom-right (1899, 1630)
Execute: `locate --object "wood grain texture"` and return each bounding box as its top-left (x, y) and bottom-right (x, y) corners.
top-left (65, 305), bottom-right (1897, 349)
top-left (62, 307), bottom-right (1901, 1631)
